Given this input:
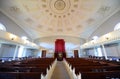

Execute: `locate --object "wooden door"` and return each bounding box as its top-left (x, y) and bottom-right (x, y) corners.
top-left (42, 50), bottom-right (46, 58)
top-left (74, 50), bottom-right (79, 58)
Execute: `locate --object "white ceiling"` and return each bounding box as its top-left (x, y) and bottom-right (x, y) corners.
top-left (0, 0), bottom-right (120, 40)
top-left (34, 36), bottom-right (85, 50)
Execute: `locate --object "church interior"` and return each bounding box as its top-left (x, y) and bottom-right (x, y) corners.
top-left (0, 0), bottom-right (120, 79)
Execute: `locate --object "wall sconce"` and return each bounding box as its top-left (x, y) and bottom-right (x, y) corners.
top-left (91, 40), bottom-right (96, 44)
top-left (105, 34), bottom-right (111, 40)
top-left (9, 34), bottom-right (17, 40)
top-left (106, 37), bottom-right (109, 40)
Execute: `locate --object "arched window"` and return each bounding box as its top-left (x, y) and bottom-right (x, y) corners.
top-left (92, 36), bottom-right (98, 40)
top-left (114, 22), bottom-right (120, 31)
top-left (21, 36), bottom-right (28, 40)
top-left (0, 23), bottom-right (6, 31)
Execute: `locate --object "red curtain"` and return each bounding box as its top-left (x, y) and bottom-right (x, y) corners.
top-left (55, 39), bottom-right (65, 53)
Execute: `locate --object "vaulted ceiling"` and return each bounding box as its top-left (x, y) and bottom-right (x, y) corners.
top-left (0, 0), bottom-right (120, 40)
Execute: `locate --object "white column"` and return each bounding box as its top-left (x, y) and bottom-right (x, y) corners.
top-left (0, 44), bottom-right (2, 56)
top-left (97, 46), bottom-right (103, 57)
top-left (13, 45), bottom-right (19, 60)
top-left (0, 43), bottom-right (1, 48)
top-left (117, 43), bottom-right (120, 56)
top-left (18, 46), bottom-right (24, 58)
top-left (94, 47), bottom-right (97, 56)
top-left (79, 47), bottom-right (82, 57)
top-left (101, 44), bottom-right (108, 60)
top-left (22, 48), bottom-right (26, 57)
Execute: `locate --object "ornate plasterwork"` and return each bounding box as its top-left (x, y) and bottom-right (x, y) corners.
top-left (54, 0), bottom-right (66, 10)
top-left (49, 0), bottom-right (71, 14)
top-left (1, 0), bottom-right (120, 39)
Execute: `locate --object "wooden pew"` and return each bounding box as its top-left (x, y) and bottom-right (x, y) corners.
top-left (74, 65), bottom-right (120, 74)
top-left (19, 72), bottom-right (41, 79)
top-left (0, 72), bottom-right (19, 79)
top-left (65, 58), bottom-right (120, 79)
top-left (81, 71), bottom-right (120, 79)
top-left (0, 72), bottom-right (41, 79)
top-left (0, 58), bottom-right (55, 79)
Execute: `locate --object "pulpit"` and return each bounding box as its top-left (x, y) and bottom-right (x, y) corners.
top-left (54, 39), bottom-right (66, 61)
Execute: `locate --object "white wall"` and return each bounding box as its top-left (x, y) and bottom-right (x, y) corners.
top-left (105, 44), bottom-right (120, 57)
top-left (0, 11), bottom-right (31, 41)
top-left (0, 44), bottom-right (16, 57)
top-left (89, 11), bottom-right (120, 40)
top-left (25, 49), bottom-right (34, 57)
top-left (46, 52), bottom-right (54, 58)
top-left (32, 49), bottom-right (42, 57)
top-left (35, 36), bottom-right (86, 57)
top-left (87, 10), bottom-right (120, 57)
top-left (86, 48), bottom-right (94, 56)
top-left (66, 51), bottom-right (74, 58)
top-left (85, 45), bottom-right (120, 57)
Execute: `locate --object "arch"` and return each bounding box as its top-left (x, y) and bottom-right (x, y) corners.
top-left (114, 22), bottom-right (120, 31)
top-left (0, 23), bottom-right (6, 31)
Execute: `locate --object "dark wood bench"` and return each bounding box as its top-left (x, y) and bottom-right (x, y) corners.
top-left (81, 71), bottom-right (120, 79)
top-left (0, 58), bottom-right (55, 79)
top-left (0, 72), bottom-right (41, 79)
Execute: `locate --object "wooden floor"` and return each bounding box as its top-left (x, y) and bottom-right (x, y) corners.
top-left (51, 61), bottom-right (70, 79)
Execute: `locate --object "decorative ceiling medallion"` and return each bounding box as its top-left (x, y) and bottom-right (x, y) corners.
top-left (58, 16), bottom-right (61, 18)
top-left (63, 15), bottom-right (66, 18)
top-left (87, 18), bottom-right (94, 24)
top-left (42, 4), bottom-right (47, 8)
top-left (45, 10), bottom-right (49, 12)
top-left (57, 29), bottom-right (63, 32)
top-left (48, 28), bottom-right (53, 31)
top-left (97, 6), bottom-right (110, 15)
top-left (37, 25), bottom-right (43, 29)
top-left (42, 0), bottom-right (46, 2)
top-left (25, 18), bottom-right (34, 24)
top-left (54, 0), bottom-right (66, 10)
top-left (74, 4), bottom-right (78, 8)
top-left (68, 13), bottom-right (70, 15)
top-left (74, 0), bottom-right (79, 2)
top-left (54, 15), bottom-right (57, 17)
top-left (10, 6), bottom-right (20, 13)
top-left (49, 0), bottom-right (71, 14)
top-left (76, 25), bottom-right (82, 28)
top-left (71, 9), bottom-right (74, 12)
top-left (67, 28), bottom-right (72, 31)
top-left (50, 13), bottom-right (52, 15)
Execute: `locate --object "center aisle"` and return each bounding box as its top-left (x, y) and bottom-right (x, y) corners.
top-left (51, 61), bottom-right (70, 79)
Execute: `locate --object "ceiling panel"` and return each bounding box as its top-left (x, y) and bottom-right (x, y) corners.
top-left (0, 0), bottom-right (120, 40)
